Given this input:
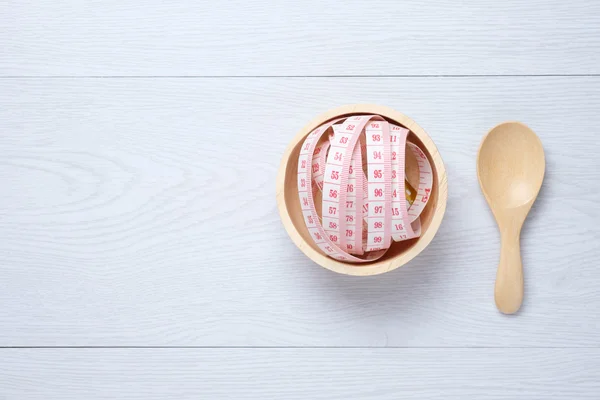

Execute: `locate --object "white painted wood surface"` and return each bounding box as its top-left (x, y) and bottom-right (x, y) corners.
top-left (1, 77), bottom-right (599, 347)
top-left (2, 0), bottom-right (600, 397)
top-left (1, 0), bottom-right (600, 76)
top-left (1, 349), bottom-right (599, 399)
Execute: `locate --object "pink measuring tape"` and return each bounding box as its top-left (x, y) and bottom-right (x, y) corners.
top-left (297, 115), bottom-right (433, 263)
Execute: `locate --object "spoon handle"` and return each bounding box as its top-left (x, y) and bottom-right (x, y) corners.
top-left (495, 228), bottom-right (523, 314)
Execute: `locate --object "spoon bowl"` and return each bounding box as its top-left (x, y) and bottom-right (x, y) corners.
top-left (477, 122), bottom-right (545, 314)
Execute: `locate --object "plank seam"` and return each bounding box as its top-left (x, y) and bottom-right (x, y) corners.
top-left (1, 74), bottom-right (600, 79)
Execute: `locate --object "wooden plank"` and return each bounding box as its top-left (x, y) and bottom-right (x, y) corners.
top-left (1, 348), bottom-right (599, 399)
top-left (1, 0), bottom-right (600, 76)
top-left (0, 77), bottom-right (599, 346)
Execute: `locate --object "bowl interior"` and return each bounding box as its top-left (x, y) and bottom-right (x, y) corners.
top-left (283, 112), bottom-right (442, 272)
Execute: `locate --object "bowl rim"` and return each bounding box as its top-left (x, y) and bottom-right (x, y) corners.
top-left (276, 104), bottom-right (448, 276)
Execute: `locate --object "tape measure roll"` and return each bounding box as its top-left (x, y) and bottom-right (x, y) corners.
top-left (297, 114), bottom-right (433, 263)
top-left (276, 104), bottom-right (447, 276)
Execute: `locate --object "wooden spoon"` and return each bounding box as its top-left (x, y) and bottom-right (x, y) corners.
top-left (477, 122), bottom-right (545, 314)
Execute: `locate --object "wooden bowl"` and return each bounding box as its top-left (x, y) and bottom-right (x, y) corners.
top-left (276, 104), bottom-right (448, 276)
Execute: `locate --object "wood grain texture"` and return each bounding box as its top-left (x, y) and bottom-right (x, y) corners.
top-left (1, 77), bottom-right (599, 346)
top-left (0, 348), bottom-right (599, 399)
top-left (2, 0), bottom-right (600, 76)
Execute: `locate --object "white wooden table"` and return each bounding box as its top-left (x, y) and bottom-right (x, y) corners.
top-left (1, 1), bottom-right (600, 398)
